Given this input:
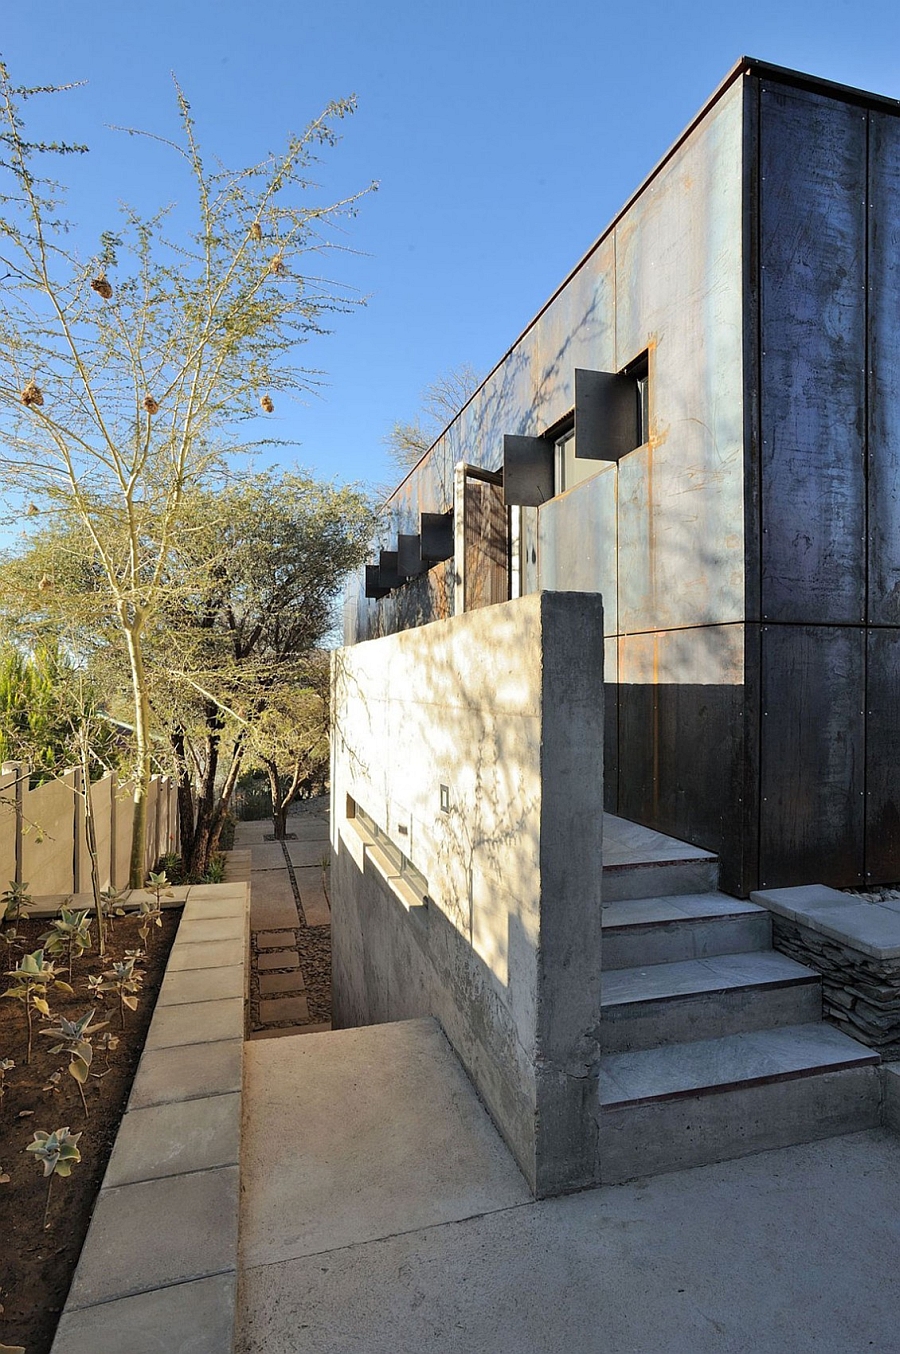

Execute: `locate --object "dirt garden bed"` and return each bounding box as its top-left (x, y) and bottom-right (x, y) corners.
top-left (0, 910), bottom-right (179, 1354)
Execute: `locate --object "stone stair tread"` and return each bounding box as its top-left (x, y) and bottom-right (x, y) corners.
top-left (603, 892), bottom-right (766, 929)
top-left (599, 1022), bottom-right (879, 1107)
top-left (601, 950), bottom-right (818, 1008)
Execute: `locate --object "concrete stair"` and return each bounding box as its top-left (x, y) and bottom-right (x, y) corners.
top-left (598, 831), bottom-right (881, 1184)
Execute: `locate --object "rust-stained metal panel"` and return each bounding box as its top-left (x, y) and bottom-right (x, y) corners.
top-left (378, 551), bottom-right (400, 591)
top-left (615, 78), bottom-right (745, 633)
top-left (865, 629), bottom-right (900, 883)
top-left (364, 565), bottom-right (389, 600)
top-left (537, 464), bottom-right (618, 636)
top-left (616, 625), bottom-right (748, 876)
top-left (759, 625), bottom-right (865, 888)
top-left (867, 111), bottom-right (900, 625)
top-left (420, 512), bottom-right (454, 563)
top-left (397, 534), bottom-right (425, 579)
top-left (759, 85), bottom-right (866, 624)
top-left (574, 368), bottom-right (635, 462)
top-left (503, 435), bottom-right (553, 507)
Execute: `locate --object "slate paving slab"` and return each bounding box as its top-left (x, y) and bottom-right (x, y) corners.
top-left (259, 970), bottom-right (307, 995)
top-left (257, 930), bottom-right (296, 948)
top-left (258, 949), bottom-right (300, 971)
top-left (260, 995), bottom-right (310, 1024)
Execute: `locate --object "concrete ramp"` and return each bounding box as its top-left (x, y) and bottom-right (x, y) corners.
top-left (238, 1018), bottom-right (530, 1339)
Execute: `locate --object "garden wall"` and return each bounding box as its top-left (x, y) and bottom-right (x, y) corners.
top-left (0, 764), bottom-right (177, 895)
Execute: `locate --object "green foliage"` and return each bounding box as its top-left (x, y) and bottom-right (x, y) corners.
top-left (0, 880), bottom-right (33, 946)
top-left (0, 645), bottom-right (118, 778)
top-left (3, 949), bottom-right (73, 1062)
top-left (91, 957), bottom-right (143, 1029)
top-left (0, 61), bottom-right (374, 885)
top-left (25, 1125), bottom-right (83, 1227)
top-left (40, 1008), bottom-right (107, 1118)
top-left (39, 905), bottom-right (92, 982)
top-left (0, 1056), bottom-right (14, 1111)
top-left (204, 853), bottom-right (227, 884)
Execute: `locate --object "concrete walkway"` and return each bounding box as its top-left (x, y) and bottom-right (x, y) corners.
top-left (229, 800), bottom-right (332, 1038)
top-left (237, 1016), bottom-right (900, 1354)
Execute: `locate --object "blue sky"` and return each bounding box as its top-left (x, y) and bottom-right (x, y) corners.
top-left (4, 0), bottom-right (900, 500)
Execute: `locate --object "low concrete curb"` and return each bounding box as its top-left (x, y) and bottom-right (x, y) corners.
top-left (50, 882), bottom-right (250, 1354)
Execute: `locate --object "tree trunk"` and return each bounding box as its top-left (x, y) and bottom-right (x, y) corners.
top-left (171, 729), bottom-right (195, 864)
top-left (265, 761), bottom-right (287, 839)
top-left (125, 625), bottom-right (152, 888)
top-left (183, 704), bottom-right (222, 879)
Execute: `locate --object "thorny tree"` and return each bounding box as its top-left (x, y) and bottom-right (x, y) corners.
top-left (0, 63), bottom-right (373, 884)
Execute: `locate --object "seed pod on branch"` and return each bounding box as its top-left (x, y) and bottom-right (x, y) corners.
top-left (91, 276), bottom-right (113, 300)
top-left (260, 394), bottom-right (274, 413)
top-left (21, 382), bottom-right (44, 408)
top-left (269, 254), bottom-right (286, 276)
top-left (142, 396), bottom-right (159, 415)
top-left (250, 222), bottom-right (262, 241)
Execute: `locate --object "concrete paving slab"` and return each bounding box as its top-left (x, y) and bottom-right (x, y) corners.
top-left (249, 873), bottom-right (299, 930)
top-left (67, 1165), bottom-right (238, 1309)
top-left (259, 994), bottom-right (309, 1024)
top-left (158, 963), bottom-right (244, 1006)
top-left (181, 895), bottom-right (247, 923)
top-left (168, 938), bottom-right (244, 970)
top-left (177, 914), bottom-right (245, 943)
top-left (287, 840), bottom-right (332, 869)
top-left (239, 1018), bottom-right (531, 1270)
top-left (51, 1272), bottom-right (236, 1354)
top-left (259, 970), bottom-right (307, 995)
top-left (105, 1093), bottom-right (241, 1185)
top-left (286, 818), bottom-right (330, 841)
top-left (257, 930), bottom-right (296, 948)
top-left (145, 997), bottom-right (244, 1049)
top-left (233, 822), bottom-right (270, 846)
top-left (250, 842), bottom-right (291, 870)
top-left (293, 865), bottom-right (331, 926)
top-left (129, 1039), bottom-right (243, 1109)
top-left (237, 1130), bottom-right (900, 1354)
top-left (185, 883), bottom-right (248, 902)
top-left (257, 949), bottom-right (299, 971)
top-left (603, 812), bottom-right (715, 866)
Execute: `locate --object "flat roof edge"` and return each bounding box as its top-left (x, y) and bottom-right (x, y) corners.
top-left (386, 56), bottom-right (900, 504)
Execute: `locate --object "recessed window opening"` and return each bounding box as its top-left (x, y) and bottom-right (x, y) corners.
top-left (353, 802), bottom-right (430, 903)
top-left (624, 351), bottom-right (650, 450)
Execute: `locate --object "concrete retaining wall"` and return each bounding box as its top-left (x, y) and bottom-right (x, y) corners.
top-left (331, 591), bottom-right (605, 1196)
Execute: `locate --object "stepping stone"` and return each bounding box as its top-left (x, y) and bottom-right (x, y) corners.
top-left (287, 840), bottom-right (332, 869)
top-left (259, 970), bottom-right (307, 995)
top-left (259, 995), bottom-right (310, 1024)
top-left (257, 949), bottom-right (299, 971)
top-left (257, 931), bottom-right (295, 949)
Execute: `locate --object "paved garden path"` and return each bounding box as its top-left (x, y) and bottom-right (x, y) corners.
top-left (227, 799), bottom-right (332, 1038)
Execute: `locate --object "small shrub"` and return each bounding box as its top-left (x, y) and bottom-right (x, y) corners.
top-left (93, 957), bottom-right (143, 1029)
top-left (40, 905), bottom-right (92, 982)
top-left (0, 881), bottom-right (33, 945)
top-left (204, 853), bottom-right (227, 884)
top-left (40, 1009), bottom-right (107, 1118)
top-left (3, 950), bottom-right (73, 1062)
top-left (25, 1125), bottom-right (82, 1227)
top-left (0, 1056), bottom-right (13, 1112)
